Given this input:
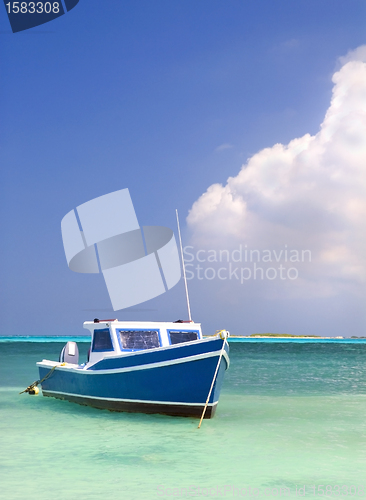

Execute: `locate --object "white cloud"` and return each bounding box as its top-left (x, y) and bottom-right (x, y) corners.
top-left (339, 45), bottom-right (366, 65)
top-left (275, 38), bottom-right (299, 51)
top-left (215, 143), bottom-right (233, 152)
top-left (187, 47), bottom-right (366, 298)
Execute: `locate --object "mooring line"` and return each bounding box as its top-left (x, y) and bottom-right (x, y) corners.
top-left (20, 363), bottom-right (64, 395)
top-left (198, 334), bottom-right (227, 428)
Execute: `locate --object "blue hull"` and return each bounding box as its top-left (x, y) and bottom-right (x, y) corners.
top-left (38, 337), bottom-right (229, 418)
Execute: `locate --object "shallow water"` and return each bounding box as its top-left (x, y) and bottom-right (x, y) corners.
top-left (1, 342), bottom-right (365, 499)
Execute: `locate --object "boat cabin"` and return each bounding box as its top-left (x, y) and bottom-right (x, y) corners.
top-left (83, 319), bottom-right (203, 365)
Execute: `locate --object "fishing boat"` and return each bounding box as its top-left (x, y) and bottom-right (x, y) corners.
top-left (25, 209), bottom-right (230, 420)
top-left (35, 319), bottom-right (229, 418)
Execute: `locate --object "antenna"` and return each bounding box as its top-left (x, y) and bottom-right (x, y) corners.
top-left (175, 209), bottom-right (192, 322)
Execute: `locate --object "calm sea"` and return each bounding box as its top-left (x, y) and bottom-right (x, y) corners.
top-left (0, 340), bottom-right (365, 499)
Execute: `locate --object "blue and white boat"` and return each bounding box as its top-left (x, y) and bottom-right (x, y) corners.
top-left (36, 319), bottom-right (230, 418)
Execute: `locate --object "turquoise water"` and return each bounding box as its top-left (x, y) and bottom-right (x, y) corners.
top-left (1, 341), bottom-right (365, 499)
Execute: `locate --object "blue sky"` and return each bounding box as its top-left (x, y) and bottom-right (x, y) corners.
top-left (1, 0), bottom-right (365, 336)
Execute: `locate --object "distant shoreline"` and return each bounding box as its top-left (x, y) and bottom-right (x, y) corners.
top-left (1, 335), bottom-right (366, 343)
top-left (233, 335), bottom-right (344, 339)
top-left (228, 336), bottom-right (366, 343)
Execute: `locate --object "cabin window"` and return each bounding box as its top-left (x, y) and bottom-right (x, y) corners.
top-left (92, 328), bottom-right (114, 352)
top-left (117, 329), bottom-right (160, 350)
top-left (168, 330), bottom-right (199, 345)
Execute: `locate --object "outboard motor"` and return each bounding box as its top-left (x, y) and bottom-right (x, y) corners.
top-left (59, 341), bottom-right (79, 364)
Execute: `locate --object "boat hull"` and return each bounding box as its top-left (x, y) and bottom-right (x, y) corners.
top-left (41, 392), bottom-right (218, 418)
top-left (38, 337), bottom-right (229, 418)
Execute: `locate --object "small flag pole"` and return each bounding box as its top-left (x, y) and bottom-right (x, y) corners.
top-left (175, 209), bottom-right (192, 322)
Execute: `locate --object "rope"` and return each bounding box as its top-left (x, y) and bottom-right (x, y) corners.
top-left (198, 335), bottom-right (227, 429)
top-left (19, 363), bottom-right (64, 395)
top-left (204, 330), bottom-right (228, 339)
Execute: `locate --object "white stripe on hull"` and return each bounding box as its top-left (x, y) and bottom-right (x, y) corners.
top-left (42, 389), bottom-right (218, 407)
top-left (37, 349), bottom-right (230, 375)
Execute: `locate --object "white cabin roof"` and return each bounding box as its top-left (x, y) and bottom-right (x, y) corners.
top-left (83, 320), bottom-right (201, 331)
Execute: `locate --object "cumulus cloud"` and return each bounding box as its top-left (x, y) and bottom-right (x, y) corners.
top-left (187, 47), bottom-right (366, 297)
top-left (339, 45), bottom-right (366, 65)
